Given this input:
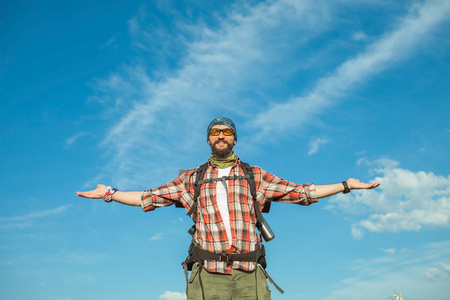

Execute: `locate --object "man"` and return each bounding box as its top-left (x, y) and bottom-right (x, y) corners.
top-left (77, 116), bottom-right (380, 300)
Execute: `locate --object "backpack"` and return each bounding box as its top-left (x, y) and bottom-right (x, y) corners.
top-left (179, 161), bottom-right (284, 295)
top-left (177, 161), bottom-right (273, 240)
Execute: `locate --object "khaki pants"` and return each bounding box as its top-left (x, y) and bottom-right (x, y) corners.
top-left (187, 263), bottom-right (272, 300)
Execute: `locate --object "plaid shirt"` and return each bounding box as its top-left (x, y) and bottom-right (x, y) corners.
top-left (141, 157), bottom-right (318, 274)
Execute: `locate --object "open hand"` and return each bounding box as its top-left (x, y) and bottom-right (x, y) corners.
top-left (347, 178), bottom-right (381, 190)
top-left (76, 184), bottom-right (106, 199)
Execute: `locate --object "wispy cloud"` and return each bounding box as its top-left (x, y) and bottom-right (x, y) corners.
top-left (442, 262), bottom-right (450, 273)
top-left (424, 267), bottom-right (441, 280)
top-left (63, 250), bottom-right (109, 265)
top-left (150, 232), bottom-right (164, 241)
top-left (250, 0), bottom-right (450, 140)
top-left (307, 136), bottom-right (329, 155)
top-left (352, 30), bottom-right (369, 41)
top-left (100, 38), bottom-right (116, 49)
top-left (0, 205), bottom-right (71, 230)
top-left (65, 132), bottom-right (90, 146)
top-left (381, 248), bottom-right (410, 256)
top-left (0, 205), bottom-right (70, 222)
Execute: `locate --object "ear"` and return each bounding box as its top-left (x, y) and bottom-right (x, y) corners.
top-left (233, 140), bottom-right (237, 145)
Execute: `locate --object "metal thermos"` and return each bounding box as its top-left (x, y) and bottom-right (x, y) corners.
top-left (259, 215), bottom-right (275, 242)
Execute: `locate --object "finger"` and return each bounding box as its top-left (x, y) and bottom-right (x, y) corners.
top-left (363, 182), bottom-right (381, 189)
top-left (76, 190), bottom-right (99, 198)
top-left (76, 191), bottom-right (90, 198)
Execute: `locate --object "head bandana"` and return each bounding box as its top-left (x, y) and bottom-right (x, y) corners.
top-left (206, 116), bottom-right (237, 141)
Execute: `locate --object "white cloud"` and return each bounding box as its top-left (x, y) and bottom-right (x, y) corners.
top-left (381, 248), bottom-right (409, 255)
top-left (321, 241), bottom-right (450, 300)
top-left (307, 136), bottom-right (329, 155)
top-left (64, 251), bottom-right (108, 265)
top-left (100, 38), bottom-right (116, 49)
top-left (352, 30), bottom-right (368, 41)
top-left (150, 232), bottom-right (164, 241)
top-left (424, 267), bottom-right (441, 280)
top-left (351, 225), bottom-right (364, 239)
top-left (329, 158), bottom-right (450, 238)
top-left (1, 205), bottom-right (71, 221)
top-left (65, 132), bottom-right (89, 146)
top-left (159, 291), bottom-right (186, 300)
top-left (441, 262), bottom-right (450, 273)
top-left (0, 205), bottom-right (71, 230)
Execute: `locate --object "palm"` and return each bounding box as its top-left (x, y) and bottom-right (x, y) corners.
top-left (76, 184), bottom-right (106, 199)
top-left (347, 178), bottom-right (381, 190)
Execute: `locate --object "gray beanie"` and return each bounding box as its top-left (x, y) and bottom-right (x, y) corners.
top-left (207, 116), bottom-right (237, 141)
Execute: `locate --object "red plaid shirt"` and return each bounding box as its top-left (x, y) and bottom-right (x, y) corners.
top-left (141, 157), bottom-right (318, 274)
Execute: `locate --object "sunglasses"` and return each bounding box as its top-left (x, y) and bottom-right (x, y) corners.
top-left (209, 128), bottom-right (234, 136)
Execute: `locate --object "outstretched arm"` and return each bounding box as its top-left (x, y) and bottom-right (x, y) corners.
top-left (315, 178), bottom-right (380, 199)
top-left (76, 184), bottom-right (142, 206)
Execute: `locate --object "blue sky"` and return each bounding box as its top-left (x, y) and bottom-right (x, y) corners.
top-left (1, 0), bottom-right (449, 299)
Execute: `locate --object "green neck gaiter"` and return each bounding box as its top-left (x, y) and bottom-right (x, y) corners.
top-left (210, 152), bottom-right (237, 169)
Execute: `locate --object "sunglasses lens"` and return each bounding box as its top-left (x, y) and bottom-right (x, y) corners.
top-left (223, 129), bottom-right (233, 136)
top-left (210, 129), bottom-right (220, 135)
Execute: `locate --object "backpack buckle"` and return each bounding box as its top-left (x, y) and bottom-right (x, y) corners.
top-left (218, 253), bottom-right (233, 266)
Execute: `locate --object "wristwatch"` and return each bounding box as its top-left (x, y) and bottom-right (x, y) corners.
top-left (342, 181), bottom-right (350, 194)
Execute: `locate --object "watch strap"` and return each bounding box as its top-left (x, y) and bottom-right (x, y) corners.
top-left (103, 186), bottom-right (118, 202)
top-left (342, 181), bottom-right (350, 194)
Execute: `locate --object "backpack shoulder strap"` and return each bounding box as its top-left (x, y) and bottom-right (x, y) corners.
top-left (240, 162), bottom-right (256, 198)
top-left (186, 162), bottom-right (209, 218)
top-left (241, 162), bottom-right (271, 213)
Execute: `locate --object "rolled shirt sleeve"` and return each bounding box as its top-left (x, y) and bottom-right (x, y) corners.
top-left (140, 170), bottom-right (196, 212)
top-left (254, 166), bottom-right (319, 206)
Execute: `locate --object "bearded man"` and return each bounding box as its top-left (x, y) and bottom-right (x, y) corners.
top-left (77, 116), bottom-right (380, 300)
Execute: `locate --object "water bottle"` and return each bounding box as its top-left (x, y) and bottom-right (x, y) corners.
top-left (259, 215), bottom-right (275, 242)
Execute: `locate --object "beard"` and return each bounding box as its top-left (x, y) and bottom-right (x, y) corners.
top-left (210, 140), bottom-right (234, 158)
